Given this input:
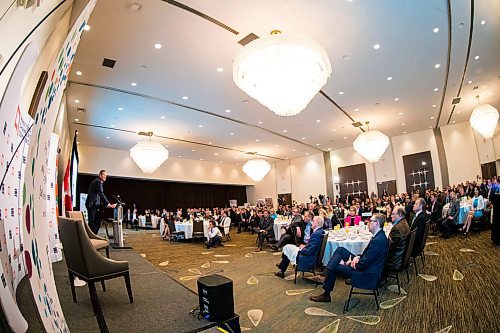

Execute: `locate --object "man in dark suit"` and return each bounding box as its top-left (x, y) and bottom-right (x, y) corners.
top-left (310, 213), bottom-right (388, 302)
top-left (270, 207), bottom-right (306, 250)
top-left (253, 209), bottom-right (274, 251)
top-left (274, 216), bottom-right (325, 278)
top-left (410, 198), bottom-right (429, 256)
top-left (85, 170), bottom-right (116, 235)
top-left (438, 190), bottom-right (460, 239)
top-left (385, 206), bottom-right (410, 274)
top-left (489, 179), bottom-right (500, 245)
top-left (427, 193), bottom-right (442, 231)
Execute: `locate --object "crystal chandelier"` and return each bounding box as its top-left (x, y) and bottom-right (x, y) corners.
top-left (470, 96), bottom-right (499, 139)
top-left (233, 31), bottom-right (332, 116)
top-left (130, 133), bottom-right (169, 173)
top-left (353, 122), bottom-right (390, 163)
top-left (242, 159), bottom-right (271, 182)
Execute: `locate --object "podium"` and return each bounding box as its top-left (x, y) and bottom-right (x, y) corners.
top-left (111, 204), bottom-right (126, 248)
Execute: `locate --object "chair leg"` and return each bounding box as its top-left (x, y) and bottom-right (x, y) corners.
top-left (68, 271), bottom-right (77, 303)
top-left (105, 247), bottom-right (110, 258)
top-left (395, 271), bottom-right (401, 294)
top-left (343, 286), bottom-right (354, 314)
top-left (124, 272), bottom-right (133, 303)
top-left (414, 258), bottom-right (419, 276)
top-left (420, 252), bottom-right (425, 267)
top-left (101, 280), bottom-right (106, 292)
top-left (294, 267), bottom-right (298, 284)
top-left (374, 289), bottom-right (380, 310)
top-left (405, 266), bottom-right (410, 283)
top-left (88, 282), bottom-right (109, 333)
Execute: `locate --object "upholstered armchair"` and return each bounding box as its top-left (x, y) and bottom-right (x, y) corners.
top-left (66, 211), bottom-right (110, 258)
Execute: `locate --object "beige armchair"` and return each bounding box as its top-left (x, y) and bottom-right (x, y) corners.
top-left (66, 211), bottom-right (110, 258)
top-left (58, 217), bottom-right (133, 332)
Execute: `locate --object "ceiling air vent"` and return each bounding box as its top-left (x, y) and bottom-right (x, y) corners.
top-left (238, 33), bottom-right (259, 46)
top-left (246, 151), bottom-right (257, 155)
top-left (102, 58), bottom-right (116, 68)
top-left (452, 97), bottom-right (461, 105)
top-left (76, 107), bottom-right (86, 113)
top-left (351, 121), bottom-right (363, 128)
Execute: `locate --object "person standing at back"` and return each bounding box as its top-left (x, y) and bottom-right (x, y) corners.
top-left (85, 170), bottom-right (116, 235)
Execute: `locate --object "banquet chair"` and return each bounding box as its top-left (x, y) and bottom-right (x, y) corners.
top-left (293, 234), bottom-right (327, 284)
top-left (58, 217), bottom-right (133, 333)
top-left (66, 211), bottom-right (110, 258)
top-left (192, 220), bottom-right (205, 242)
top-left (167, 219), bottom-right (185, 244)
top-left (386, 229), bottom-right (417, 292)
top-left (316, 233), bottom-right (330, 269)
top-left (409, 222), bottom-right (430, 276)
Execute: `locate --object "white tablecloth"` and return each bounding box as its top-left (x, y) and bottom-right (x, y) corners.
top-left (441, 202), bottom-right (471, 225)
top-left (138, 216), bottom-right (160, 228)
top-left (175, 220), bottom-right (209, 239)
top-left (273, 221), bottom-right (289, 240)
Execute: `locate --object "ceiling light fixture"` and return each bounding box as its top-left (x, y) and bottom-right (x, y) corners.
top-left (154, 43), bottom-right (162, 49)
top-left (242, 159), bottom-right (271, 181)
top-left (131, 82), bottom-right (137, 86)
top-left (118, 107), bottom-right (123, 111)
top-left (433, 88), bottom-right (439, 92)
top-left (76, 71), bottom-right (82, 76)
top-left (480, 20), bottom-right (486, 25)
top-left (75, 99), bottom-right (80, 103)
top-left (470, 95), bottom-right (499, 139)
top-left (433, 28), bottom-right (439, 33)
top-left (387, 76), bottom-right (392, 81)
top-left (435, 64), bottom-right (441, 68)
top-left (353, 121), bottom-right (389, 163)
top-left (182, 96), bottom-right (188, 100)
top-left (225, 109), bottom-right (231, 113)
top-left (83, 24), bottom-right (90, 31)
top-left (373, 44), bottom-right (380, 50)
top-left (217, 67), bottom-right (224, 72)
top-left (474, 55), bottom-right (479, 60)
top-left (394, 98), bottom-right (399, 101)
top-left (233, 30), bottom-right (332, 116)
top-left (339, 91), bottom-right (344, 95)
top-left (130, 132), bottom-right (169, 173)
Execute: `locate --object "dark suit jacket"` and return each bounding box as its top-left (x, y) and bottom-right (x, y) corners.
top-left (352, 229), bottom-right (388, 290)
top-left (429, 200), bottom-right (443, 222)
top-left (386, 218), bottom-right (410, 271)
top-left (259, 217), bottom-right (274, 232)
top-left (85, 177), bottom-right (109, 209)
top-left (297, 227), bottom-right (325, 271)
top-left (410, 211), bottom-right (429, 257)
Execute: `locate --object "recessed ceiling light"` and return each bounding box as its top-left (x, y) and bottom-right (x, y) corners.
top-left (394, 98), bottom-right (399, 101)
top-left (398, 112), bottom-right (403, 115)
top-left (198, 124), bottom-right (203, 128)
top-left (435, 64), bottom-right (441, 68)
top-left (401, 123), bottom-right (405, 126)
top-left (106, 136), bottom-right (110, 139)
top-left (343, 136), bottom-right (347, 139)
top-left (154, 43), bottom-right (162, 49)
top-left (429, 126), bottom-right (433, 129)
top-left (474, 55), bottom-right (479, 60)
top-left (432, 104), bottom-right (437, 108)
top-left (111, 124), bottom-right (115, 127)
top-left (217, 67), bottom-right (224, 72)
top-left (433, 27), bottom-right (439, 33)
top-left (457, 111), bottom-right (461, 114)
top-left (305, 153), bottom-right (309, 155)
top-left (339, 91), bottom-right (344, 95)
top-left (328, 148), bottom-right (332, 151)
top-left (219, 161), bottom-right (222, 163)
top-left (118, 107), bottom-right (123, 111)
top-left (285, 157), bottom-right (289, 160)
top-left (182, 96), bottom-right (188, 100)
top-left (208, 141), bottom-right (212, 144)
top-left (161, 116), bottom-right (165, 119)
top-left (230, 132), bottom-right (235, 135)
top-left (354, 108), bottom-right (359, 112)
top-left (75, 99), bottom-right (80, 103)
top-left (387, 76), bottom-right (393, 81)
top-left (258, 121), bottom-right (263, 124)
top-left (180, 136), bottom-right (184, 139)
top-left (433, 88), bottom-right (439, 92)
top-left (373, 44), bottom-right (380, 50)
top-left (316, 119), bottom-right (321, 123)
top-left (292, 149), bottom-right (296, 152)
top-left (74, 118), bottom-right (79, 122)
top-left (232, 146), bottom-right (237, 149)
top-left (191, 149), bottom-right (196, 152)
top-left (225, 109), bottom-right (231, 113)
top-left (83, 24), bottom-right (90, 31)
top-left (76, 141), bottom-right (80, 144)
top-left (200, 159), bottom-right (204, 161)
top-left (76, 71), bottom-right (82, 76)
top-left (131, 82), bottom-right (137, 86)
top-left (255, 139), bottom-right (260, 142)
top-left (275, 145), bottom-right (279, 147)
top-left (403, 131), bottom-right (407, 134)
top-left (468, 80), bottom-right (473, 84)
top-left (316, 143), bottom-right (320, 146)
top-left (301, 137), bottom-right (306, 140)
top-left (430, 117), bottom-right (435, 120)
top-left (480, 20), bottom-right (486, 25)
top-left (331, 129), bottom-right (336, 132)
top-left (178, 156), bottom-right (182, 158)
top-left (452, 121), bottom-right (456, 124)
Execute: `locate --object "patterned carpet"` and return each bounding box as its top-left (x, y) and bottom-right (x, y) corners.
top-left (124, 228), bottom-right (500, 333)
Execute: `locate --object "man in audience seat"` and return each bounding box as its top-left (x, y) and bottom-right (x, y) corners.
top-left (270, 208), bottom-right (306, 251)
top-left (438, 190), bottom-right (460, 239)
top-left (206, 220), bottom-right (223, 249)
top-left (310, 214), bottom-right (388, 302)
top-left (274, 216), bottom-right (325, 278)
top-left (253, 209), bottom-right (274, 251)
top-left (384, 206), bottom-right (410, 276)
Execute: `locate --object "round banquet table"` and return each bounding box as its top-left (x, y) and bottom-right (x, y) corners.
top-left (273, 221), bottom-right (289, 240)
top-left (173, 220), bottom-right (209, 239)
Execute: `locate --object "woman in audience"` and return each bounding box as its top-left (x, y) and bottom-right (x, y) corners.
top-left (344, 207), bottom-right (361, 226)
top-left (319, 209), bottom-right (332, 230)
top-left (385, 204), bottom-right (393, 223)
top-left (460, 188), bottom-right (484, 236)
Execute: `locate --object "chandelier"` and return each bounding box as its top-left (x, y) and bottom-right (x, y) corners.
top-left (242, 159), bottom-right (271, 182)
top-left (470, 96), bottom-right (499, 139)
top-left (233, 31), bottom-right (332, 116)
top-left (130, 133), bottom-right (169, 173)
top-left (353, 122), bottom-right (390, 163)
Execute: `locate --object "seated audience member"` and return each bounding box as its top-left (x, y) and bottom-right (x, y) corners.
top-left (253, 210), bottom-right (274, 251)
top-left (275, 216), bottom-right (325, 278)
top-left (270, 208), bottom-right (306, 250)
top-left (161, 218), bottom-right (170, 240)
top-left (237, 208), bottom-right (249, 233)
top-left (344, 207), bottom-right (362, 226)
top-left (438, 190), bottom-right (460, 239)
top-left (410, 198), bottom-right (429, 256)
top-left (310, 214), bottom-right (388, 303)
top-left (384, 206), bottom-right (410, 275)
top-left (427, 192), bottom-right (443, 227)
top-left (460, 188), bottom-right (484, 236)
top-left (217, 210), bottom-right (231, 236)
top-left (206, 220), bottom-right (223, 249)
top-left (320, 209), bottom-right (333, 230)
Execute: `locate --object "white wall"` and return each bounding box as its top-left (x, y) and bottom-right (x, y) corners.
top-left (391, 129), bottom-right (443, 192)
top-left (246, 164), bottom-right (278, 207)
top-left (275, 159), bottom-right (292, 194)
top-left (440, 122), bottom-right (482, 184)
top-left (290, 153), bottom-right (327, 204)
top-left (78, 145), bottom-right (255, 185)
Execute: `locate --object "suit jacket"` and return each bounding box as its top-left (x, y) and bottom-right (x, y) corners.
top-left (259, 217), bottom-right (274, 232)
top-left (410, 211), bottom-right (429, 257)
top-left (447, 199), bottom-right (460, 223)
top-left (352, 229), bottom-right (388, 290)
top-left (288, 215), bottom-right (305, 243)
top-left (85, 177), bottom-right (109, 209)
top-left (429, 200), bottom-right (443, 222)
top-left (297, 227), bottom-right (325, 271)
top-left (386, 218), bottom-right (410, 271)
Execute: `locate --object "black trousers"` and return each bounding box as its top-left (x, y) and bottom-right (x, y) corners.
top-left (277, 253), bottom-right (291, 273)
top-left (87, 207), bottom-right (103, 235)
top-left (275, 234), bottom-right (293, 249)
top-left (253, 228), bottom-right (270, 248)
top-left (438, 217), bottom-right (455, 236)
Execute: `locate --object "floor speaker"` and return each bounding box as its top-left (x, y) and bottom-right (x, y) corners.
top-left (198, 274), bottom-right (234, 322)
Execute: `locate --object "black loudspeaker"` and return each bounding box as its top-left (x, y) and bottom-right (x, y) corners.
top-left (197, 274), bottom-right (234, 322)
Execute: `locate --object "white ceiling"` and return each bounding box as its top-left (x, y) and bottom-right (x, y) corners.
top-left (67, 0), bottom-right (500, 164)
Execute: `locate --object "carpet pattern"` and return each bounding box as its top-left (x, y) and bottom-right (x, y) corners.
top-left (125, 229), bottom-right (500, 333)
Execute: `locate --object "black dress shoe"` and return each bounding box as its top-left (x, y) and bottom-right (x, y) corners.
top-left (345, 278), bottom-right (352, 285)
top-left (309, 293), bottom-right (331, 302)
top-left (275, 271), bottom-right (285, 278)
